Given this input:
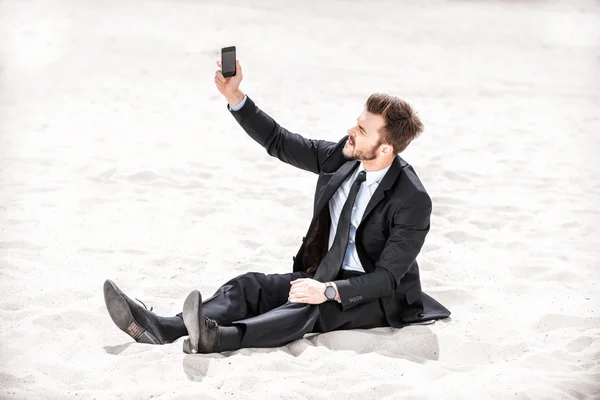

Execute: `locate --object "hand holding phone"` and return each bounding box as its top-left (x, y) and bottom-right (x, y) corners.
top-left (215, 46), bottom-right (244, 106)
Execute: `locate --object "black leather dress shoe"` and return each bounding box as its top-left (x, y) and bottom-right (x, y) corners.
top-left (182, 290), bottom-right (219, 354)
top-left (103, 279), bottom-right (166, 345)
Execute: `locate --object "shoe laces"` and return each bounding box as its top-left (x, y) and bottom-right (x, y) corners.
top-left (135, 298), bottom-right (153, 312)
top-left (205, 317), bottom-right (218, 329)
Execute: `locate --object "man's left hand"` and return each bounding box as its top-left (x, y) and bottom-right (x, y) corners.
top-left (288, 278), bottom-right (328, 304)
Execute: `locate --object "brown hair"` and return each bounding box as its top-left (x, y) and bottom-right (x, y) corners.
top-left (365, 93), bottom-right (424, 153)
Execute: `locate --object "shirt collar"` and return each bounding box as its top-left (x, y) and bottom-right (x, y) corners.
top-left (357, 162), bottom-right (392, 187)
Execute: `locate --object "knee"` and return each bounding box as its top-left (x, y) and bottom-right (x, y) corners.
top-left (240, 272), bottom-right (264, 281)
top-left (231, 272), bottom-right (266, 288)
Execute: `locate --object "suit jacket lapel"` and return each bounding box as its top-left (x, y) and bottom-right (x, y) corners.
top-left (359, 156), bottom-right (403, 225)
top-left (313, 159), bottom-right (359, 219)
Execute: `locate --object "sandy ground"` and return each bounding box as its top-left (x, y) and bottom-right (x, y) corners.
top-left (1, 0), bottom-right (599, 399)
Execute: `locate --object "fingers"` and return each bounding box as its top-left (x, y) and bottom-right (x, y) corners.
top-left (288, 287), bottom-right (306, 302)
top-left (214, 70), bottom-right (226, 84)
top-left (214, 59), bottom-right (242, 80)
top-left (288, 280), bottom-right (310, 302)
top-left (288, 291), bottom-right (307, 303)
top-left (289, 298), bottom-right (307, 303)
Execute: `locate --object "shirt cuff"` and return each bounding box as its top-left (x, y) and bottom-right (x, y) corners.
top-left (228, 95), bottom-right (248, 111)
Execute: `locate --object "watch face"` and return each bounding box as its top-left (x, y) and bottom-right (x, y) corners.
top-left (325, 286), bottom-right (336, 300)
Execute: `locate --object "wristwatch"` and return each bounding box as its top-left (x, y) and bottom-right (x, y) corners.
top-left (324, 282), bottom-right (337, 301)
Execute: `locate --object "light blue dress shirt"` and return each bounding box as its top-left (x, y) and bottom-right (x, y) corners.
top-left (229, 95), bottom-right (391, 273)
top-left (229, 95), bottom-right (248, 111)
top-left (328, 163), bottom-right (391, 273)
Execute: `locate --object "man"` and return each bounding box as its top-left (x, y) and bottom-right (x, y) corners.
top-left (103, 59), bottom-right (451, 354)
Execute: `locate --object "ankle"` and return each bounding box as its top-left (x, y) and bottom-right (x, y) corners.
top-left (159, 316), bottom-right (188, 343)
top-left (216, 326), bottom-right (242, 352)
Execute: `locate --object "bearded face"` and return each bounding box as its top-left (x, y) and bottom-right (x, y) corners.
top-left (343, 111), bottom-right (386, 161)
top-left (342, 137), bottom-right (380, 161)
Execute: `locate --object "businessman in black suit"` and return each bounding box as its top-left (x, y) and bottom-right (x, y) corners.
top-left (103, 59), bottom-right (450, 354)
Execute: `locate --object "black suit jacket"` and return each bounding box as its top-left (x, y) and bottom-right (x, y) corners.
top-left (229, 96), bottom-right (450, 327)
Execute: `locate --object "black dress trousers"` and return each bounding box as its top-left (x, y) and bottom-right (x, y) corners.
top-left (182, 269), bottom-right (389, 349)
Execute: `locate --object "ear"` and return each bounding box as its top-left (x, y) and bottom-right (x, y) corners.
top-left (381, 144), bottom-right (393, 154)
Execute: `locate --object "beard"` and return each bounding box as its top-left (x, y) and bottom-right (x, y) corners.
top-left (342, 139), bottom-right (379, 161)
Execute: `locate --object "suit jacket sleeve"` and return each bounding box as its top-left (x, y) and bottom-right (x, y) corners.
top-left (333, 191), bottom-right (432, 310)
top-left (228, 95), bottom-right (338, 174)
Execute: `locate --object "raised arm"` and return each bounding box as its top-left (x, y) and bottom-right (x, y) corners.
top-left (214, 59), bottom-right (338, 174)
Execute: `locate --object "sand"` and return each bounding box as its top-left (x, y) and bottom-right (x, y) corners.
top-left (1, 0), bottom-right (599, 399)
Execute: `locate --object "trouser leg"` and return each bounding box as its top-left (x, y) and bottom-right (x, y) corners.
top-left (233, 297), bottom-right (388, 349)
top-left (176, 271), bottom-right (310, 326)
top-left (312, 298), bottom-right (388, 332)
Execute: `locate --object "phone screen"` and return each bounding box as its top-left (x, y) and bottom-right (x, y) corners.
top-left (222, 50), bottom-right (236, 75)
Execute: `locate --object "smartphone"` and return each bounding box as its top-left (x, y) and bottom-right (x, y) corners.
top-left (221, 46), bottom-right (236, 77)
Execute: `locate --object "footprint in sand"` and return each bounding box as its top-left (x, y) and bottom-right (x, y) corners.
top-left (255, 162), bottom-right (273, 172)
top-left (178, 180), bottom-right (205, 189)
top-left (422, 242), bottom-right (443, 252)
top-left (429, 288), bottom-right (476, 304)
top-left (573, 208), bottom-right (600, 216)
top-left (279, 192), bottom-right (308, 208)
top-left (79, 197), bottom-right (110, 206)
top-left (431, 204), bottom-right (459, 217)
top-left (240, 239), bottom-right (262, 249)
top-left (0, 371), bottom-right (34, 392)
top-left (561, 221), bottom-right (580, 229)
top-left (0, 241), bottom-right (46, 251)
top-left (535, 314), bottom-right (600, 333)
top-left (191, 171), bottom-right (213, 180)
top-left (127, 171), bottom-right (161, 182)
top-left (444, 230), bottom-right (486, 244)
top-left (119, 249), bottom-right (146, 255)
top-left (80, 247), bottom-right (115, 254)
top-left (565, 335), bottom-right (598, 352)
top-left (235, 226), bottom-right (262, 238)
top-left (187, 206), bottom-right (215, 217)
top-left (442, 170), bottom-right (472, 183)
top-left (510, 266), bottom-right (549, 279)
top-left (431, 196), bottom-right (464, 206)
top-left (536, 270), bottom-right (579, 282)
top-left (470, 219), bottom-right (508, 230)
top-left (97, 168), bottom-right (117, 180)
top-left (490, 204), bottom-right (520, 213)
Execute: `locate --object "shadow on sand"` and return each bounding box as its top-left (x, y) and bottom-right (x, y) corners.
top-left (181, 320), bottom-right (448, 381)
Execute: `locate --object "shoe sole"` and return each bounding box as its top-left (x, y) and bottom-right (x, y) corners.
top-left (103, 279), bottom-right (161, 345)
top-left (182, 290), bottom-right (202, 354)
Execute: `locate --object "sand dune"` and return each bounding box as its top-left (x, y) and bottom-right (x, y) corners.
top-left (1, 0), bottom-right (599, 399)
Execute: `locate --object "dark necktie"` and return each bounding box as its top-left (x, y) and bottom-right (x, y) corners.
top-left (314, 170), bottom-right (367, 282)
